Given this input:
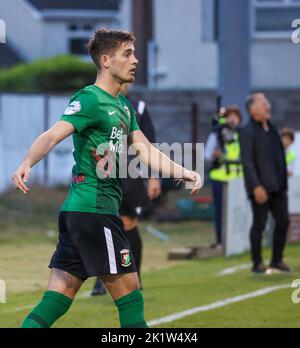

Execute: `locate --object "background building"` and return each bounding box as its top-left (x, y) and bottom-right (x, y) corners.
top-left (0, 0), bottom-right (299, 184)
top-left (0, 0), bottom-right (131, 65)
top-left (151, 0), bottom-right (300, 89)
top-left (1, 0), bottom-right (299, 89)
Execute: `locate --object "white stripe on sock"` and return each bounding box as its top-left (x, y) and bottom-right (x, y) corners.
top-left (104, 227), bottom-right (117, 274)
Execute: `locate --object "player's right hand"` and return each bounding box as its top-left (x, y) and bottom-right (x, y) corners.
top-left (12, 162), bottom-right (31, 194)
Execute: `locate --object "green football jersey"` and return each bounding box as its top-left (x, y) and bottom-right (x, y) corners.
top-left (60, 85), bottom-right (140, 215)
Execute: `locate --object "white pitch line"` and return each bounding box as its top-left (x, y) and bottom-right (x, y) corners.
top-left (217, 263), bottom-right (252, 276)
top-left (148, 284), bottom-right (291, 327)
top-left (5, 284), bottom-right (291, 320)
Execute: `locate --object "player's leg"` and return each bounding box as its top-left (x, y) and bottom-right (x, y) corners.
top-left (21, 268), bottom-right (82, 328)
top-left (91, 214), bottom-right (142, 296)
top-left (73, 213), bottom-right (147, 327)
top-left (122, 215), bottom-right (143, 285)
top-left (101, 272), bottom-right (148, 328)
top-left (47, 268), bottom-right (82, 297)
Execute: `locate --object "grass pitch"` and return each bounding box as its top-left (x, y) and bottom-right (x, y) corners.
top-left (0, 186), bottom-right (300, 328)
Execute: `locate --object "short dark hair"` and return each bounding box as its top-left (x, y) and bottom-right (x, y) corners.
top-left (280, 128), bottom-right (295, 143)
top-left (224, 105), bottom-right (242, 123)
top-left (87, 29), bottom-right (136, 70)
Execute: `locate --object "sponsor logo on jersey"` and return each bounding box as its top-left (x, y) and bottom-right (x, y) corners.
top-left (64, 101), bottom-right (81, 115)
top-left (120, 249), bottom-right (131, 267)
top-left (109, 127), bottom-right (125, 153)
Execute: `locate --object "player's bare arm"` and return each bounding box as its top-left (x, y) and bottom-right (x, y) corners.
top-left (12, 121), bottom-right (75, 194)
top-left (129, 130), bottom-right (203, 195)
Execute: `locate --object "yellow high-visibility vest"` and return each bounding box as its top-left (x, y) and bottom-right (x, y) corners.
top-left (286, 149), bottom-right (297, 166)
top-left (209, 133), bottom-right (243, 182)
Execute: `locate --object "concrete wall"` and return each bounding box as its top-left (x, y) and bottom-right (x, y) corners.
top-left (0, 0), bottom-right (44, 60)
top-left (152, 0), bottom-right (299, 89)
top-left (131, 88), bottom-right (300, 144)
top-left (153, 0), bottom-right (218, 89)
top-left (119, 0), bottom-right (132, 31)
top-left (42, 22), bottom-right (69, 58)
top-left (252, 41), bottom-right (300, 88)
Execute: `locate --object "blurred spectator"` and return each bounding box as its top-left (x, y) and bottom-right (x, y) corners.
top-left (240, 93), bottom-right (290, 274)
top-left (280, 128), bottom-right (297, 177)
top-left (205, 106), bottom-right (243, 251)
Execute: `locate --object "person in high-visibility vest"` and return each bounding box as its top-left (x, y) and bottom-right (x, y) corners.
top-left (280, 128), bottom-right (297, 177)
top-left (205, 106), bottom-right (243, 250)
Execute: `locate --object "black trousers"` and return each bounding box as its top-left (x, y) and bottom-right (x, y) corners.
top-left (212, 180), bottom-right (223, 245)
top-left (250, 191), bottom-right (289, 265)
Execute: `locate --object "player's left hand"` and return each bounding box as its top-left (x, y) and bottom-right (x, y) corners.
top-left (182, 170), bottom-right (203, 195)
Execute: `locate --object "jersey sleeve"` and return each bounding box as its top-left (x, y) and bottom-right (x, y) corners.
top-left (60, 91), bottom-right (99, 133)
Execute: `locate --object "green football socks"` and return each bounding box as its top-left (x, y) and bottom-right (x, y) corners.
top-left (115, 289), bottom-right (148, 328)
top-left (21, 291), bottom-right (73, 328)
top-left (22, 289), bottom-right (147, 328)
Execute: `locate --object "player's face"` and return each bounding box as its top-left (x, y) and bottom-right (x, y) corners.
top-left (109, 43), bottom-right (139, 84)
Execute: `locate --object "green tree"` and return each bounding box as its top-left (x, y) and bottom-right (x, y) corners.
top-left (0, 55), bottom-right (96, 93)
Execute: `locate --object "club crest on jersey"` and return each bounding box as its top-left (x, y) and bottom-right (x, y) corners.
top-left (120, 249), bottom-right (131, 267)
top-left (64, 101), bottom-right (81, 115)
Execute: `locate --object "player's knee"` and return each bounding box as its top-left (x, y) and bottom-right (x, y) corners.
top-left (47, 269), bottom-right (82, 299)
top-left (102, 273), bottom-right (140, 300)
top-left (127, 273), bottom-right (140, 291)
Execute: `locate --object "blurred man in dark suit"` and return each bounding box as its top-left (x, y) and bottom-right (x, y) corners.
top-left (240, 93), bottom-right (290, 274)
